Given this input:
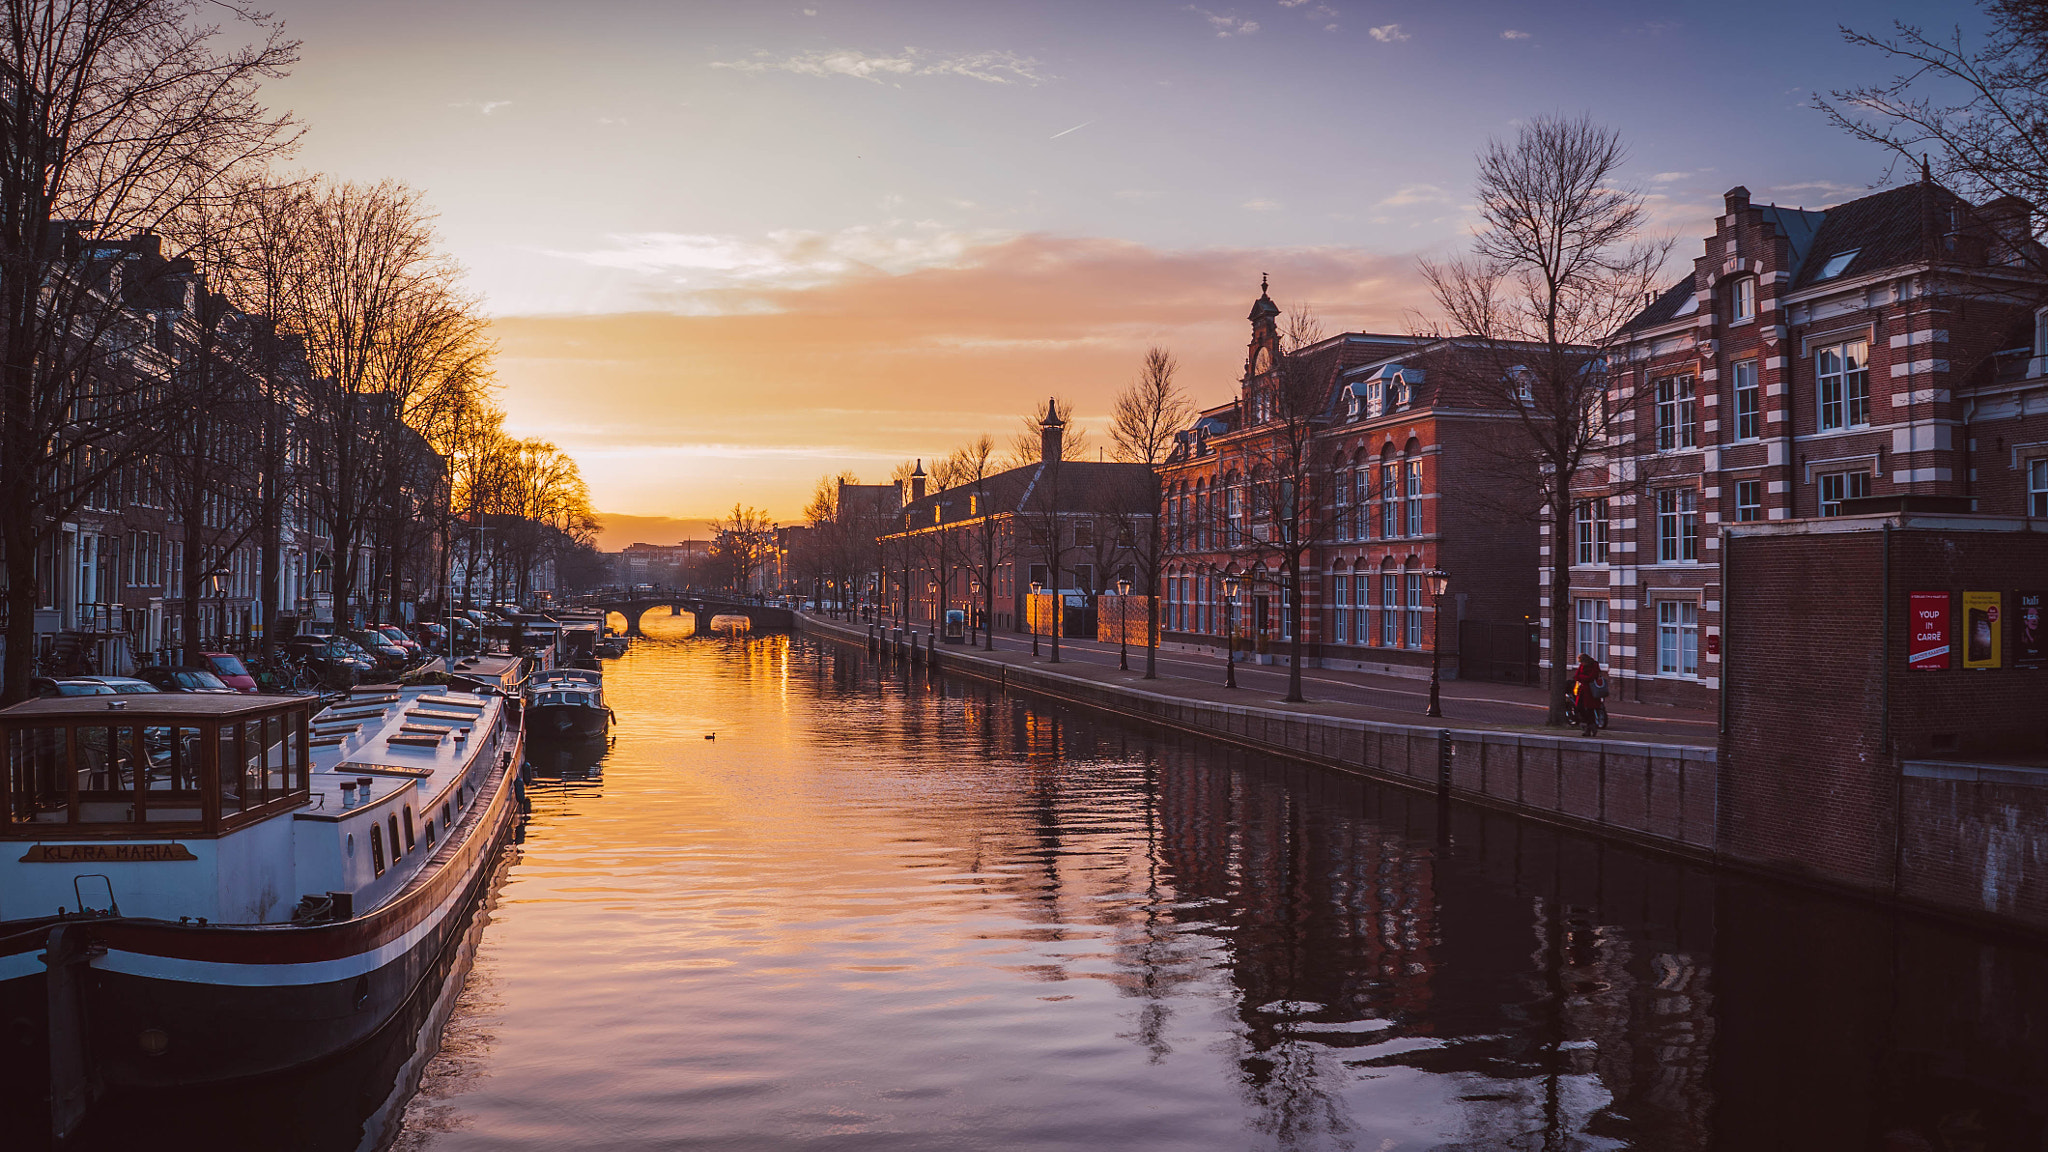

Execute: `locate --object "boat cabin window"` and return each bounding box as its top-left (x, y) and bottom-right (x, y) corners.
top-left (403, 806), bottom-right (416, 850)
top-left (2, 701), bottom-right (310, 837)
top-left (388, 815), bottom-right (403, 862)
top-left (370, 823), bottom-right (386, 875)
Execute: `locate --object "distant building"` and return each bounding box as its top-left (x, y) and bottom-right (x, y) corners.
top-left (882, 403), bottom-right (1156, 634)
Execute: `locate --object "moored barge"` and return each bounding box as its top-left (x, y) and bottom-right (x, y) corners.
top-left (0, 656), bottom-right (526, 1139)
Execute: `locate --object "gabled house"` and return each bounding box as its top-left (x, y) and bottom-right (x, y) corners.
top-left (1562, 180), bottom-right (2048, 707)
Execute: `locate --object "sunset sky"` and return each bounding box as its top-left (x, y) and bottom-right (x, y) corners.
top-left (261, 0), bottom-right (1982, 539)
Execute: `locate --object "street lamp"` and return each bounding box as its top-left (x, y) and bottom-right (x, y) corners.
top-left (970, 578), bottom-right (982, 645)
top-left (1424, 568), bottom-right (1451, 718)
top-left (1222, 575), bottom-right (1239, 689)
top-left (206, 567), bottom-right (233, 652)
top-left (1029, 579), bottom-right (1042, 656)
top-left (1116, 576), bottom-right (1132, 671)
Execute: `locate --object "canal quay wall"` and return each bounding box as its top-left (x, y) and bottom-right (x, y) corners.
top-left (794, 614), bottom-right (1720, 864)
top-left (1722, 516), bottom-right (2048, 937)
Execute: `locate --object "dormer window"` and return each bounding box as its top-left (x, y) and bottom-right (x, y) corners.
top-left (1816, 250), bottom-right (1859, 281)
top-left (1731, 276), bottom-right (1755, 322)
top-left (1346, 391), bottom-right (1361, 419)
top-left (1367, 381), bottom-right (1384, 418)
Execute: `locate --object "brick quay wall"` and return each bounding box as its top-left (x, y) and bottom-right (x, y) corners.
top-left (795, 613), bottom-right (1720, 864)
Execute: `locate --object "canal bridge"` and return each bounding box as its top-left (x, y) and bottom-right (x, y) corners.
top-left (577, 589), bottom-right (795, 636)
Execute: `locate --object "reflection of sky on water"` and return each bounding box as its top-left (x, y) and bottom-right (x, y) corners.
top-left (376, 634), bottom-right (2048, 1151)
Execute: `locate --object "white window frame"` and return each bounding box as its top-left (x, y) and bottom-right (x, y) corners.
top-left (1332, 575), bottom-right (1350, 644)
top-left (1381, 573), bottom-right (1399, 646)
top-left (1731, 275), bottom-right (1756, 322)
top-left (1817, 339), bottom-right (1871, 432)
top-left (1574, 498), bottom-right (1609, 565)
top-left (1657, 599), bottom-right (1700, 677)
top-left (1404, 572), bottom-right (1423, 648)
top-left (2031, 458), bottom-right (2048, 517)
top-left (1404, 459), bottom-right (1423, 536)
top-left (1655, 375), bottom-right (1698, 451)
top-left (1733, 359), bottom-right (1760, 441)
top-left (1381, 464), bottom-right (1399, 537)
top-left (1818, 469), bottom-right (1871, 517)
top-left (1735, 479), bottom-right (1762, 523)
top-left (1575, 598), bottom-right (1609, 663)
top-left (1656, 487), bottom-right (1698, 563)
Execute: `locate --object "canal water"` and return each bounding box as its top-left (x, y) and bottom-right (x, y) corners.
top-left (60, 622), bottom-right (2048, 1150)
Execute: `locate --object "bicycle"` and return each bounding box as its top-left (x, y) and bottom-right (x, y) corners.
top-left (1566, 683), bottom-right (1608, 736)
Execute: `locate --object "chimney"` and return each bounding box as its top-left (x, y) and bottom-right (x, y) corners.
top-left (1724, 186), bottom-right (1751, 215)
top-left (1040, 397), bottom-right (1066, 463)
top-left (910, 459), bottom-right (926, 501)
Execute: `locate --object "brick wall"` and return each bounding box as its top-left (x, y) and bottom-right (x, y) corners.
top-left (1722, 517), bottom-right (2048, 921)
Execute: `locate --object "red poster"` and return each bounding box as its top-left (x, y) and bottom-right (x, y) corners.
top-left (1909, 591), bottom-right (1950, 670)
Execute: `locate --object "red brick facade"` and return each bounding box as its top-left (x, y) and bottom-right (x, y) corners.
top-left (1562, 181), bottom-right (2048, 709)
top-left (1157, 289), bottom-right (1537, 677)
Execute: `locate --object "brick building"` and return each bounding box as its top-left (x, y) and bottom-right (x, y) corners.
top-left (1562, 179), bottom-right (2048, 707)
top-left (1157, 283), bottom-right (1541, 678)
top-left (881, 404), bottom-right (1155, 637)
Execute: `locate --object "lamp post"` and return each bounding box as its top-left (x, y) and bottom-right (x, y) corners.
top-left (206, 567), bottom-right (232, 653)
top-left (1222, 575), bottom-right (1239, 689)
top-left (970, 578), bottom-right (982, 645)
top-left (1029, 580), bottom-right (1042, 656)
top-left (1425, 568), bottom-right (1450, 718)
top-left (1116, 576), bottom-right (1132, 671)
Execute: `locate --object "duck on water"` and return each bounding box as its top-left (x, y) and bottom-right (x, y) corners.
top-left (0, 654), bottom-right (527, 1142)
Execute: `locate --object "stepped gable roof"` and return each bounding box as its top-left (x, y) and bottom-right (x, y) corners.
top-left (1788, 181), bottom-right (1966, 289)
top-left (1618, 272), bottom-right (1699, 335)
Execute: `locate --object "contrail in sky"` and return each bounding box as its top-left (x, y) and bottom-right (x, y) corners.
top-left (1049, 120), bottom-right (1095, 140)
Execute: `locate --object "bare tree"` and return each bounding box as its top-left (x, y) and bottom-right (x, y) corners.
top-left (1230, 306), bottom-right (1342, 704)
top-left (941, 434), bottom-right (1009, 649)
top-left (0, 0), bottom-right (298, 701)
top-left (1419, 114), bottom-right (1669, 724)
top-left (710, 503), bottom-right (775, 595)
top-left (1110, 346), bottom-right (1193, 678)
top-left (284, 179), bottom-right (479, 627)
top-left (1820, 2), bottom-right (2048, 254)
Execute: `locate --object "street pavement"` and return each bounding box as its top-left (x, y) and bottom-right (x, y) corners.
top-left (828, 614), bottom-right (1718, 746)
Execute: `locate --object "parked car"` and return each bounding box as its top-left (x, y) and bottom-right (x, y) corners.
top-left (73, 676), bottom-right (162, 695)
top-left (283, 636), bottom-right (367, 687)
top-left (374, 626), bottom-right (422, 657)
top-left (199, 652), bottom-right (259, 693)
top-left (350, 629), bottom-right (409, 670)
top-left (29, 677), bottom-right (116, 698)
top-left (136, 666), bottom-right (239, 694)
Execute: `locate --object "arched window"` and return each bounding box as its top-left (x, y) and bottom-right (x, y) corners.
top-left (1330, 560), bottom-right (1351, 645)
top-left (1402, 559), bottom-right (1424, 649)
top-left (1225, 473), bottom-right (1244, 545)
top-left (1378, 559), bottom-right (1400, 647)
top-left (1379, 445), bottom-right (1400, 538)
top-left (1403, 440), bottom-right (1424, 537)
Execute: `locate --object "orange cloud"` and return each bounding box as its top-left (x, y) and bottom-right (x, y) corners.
top-left (494, 233), bottom-right (1433, 521)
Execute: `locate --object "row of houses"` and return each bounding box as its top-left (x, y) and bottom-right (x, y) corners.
top-left (18, 231), bottom-right (447, 678)
top-left (867, 176), bottom-right (2048, 712)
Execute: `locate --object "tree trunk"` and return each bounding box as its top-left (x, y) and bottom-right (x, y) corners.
top-left (3, 537), bottom-right (41, 706)
top-left (1284, 550), bottom-right (1305, 703)
top-left (1144, 515), bottom-right (1160, 678)
top-left (1546, 495), bottom-right (1571, 725)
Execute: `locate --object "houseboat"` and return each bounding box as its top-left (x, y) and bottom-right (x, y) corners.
top-left (0, 655), bottom-right (526, 1140)
top-left (524, 668), bottom-right (610, 741)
